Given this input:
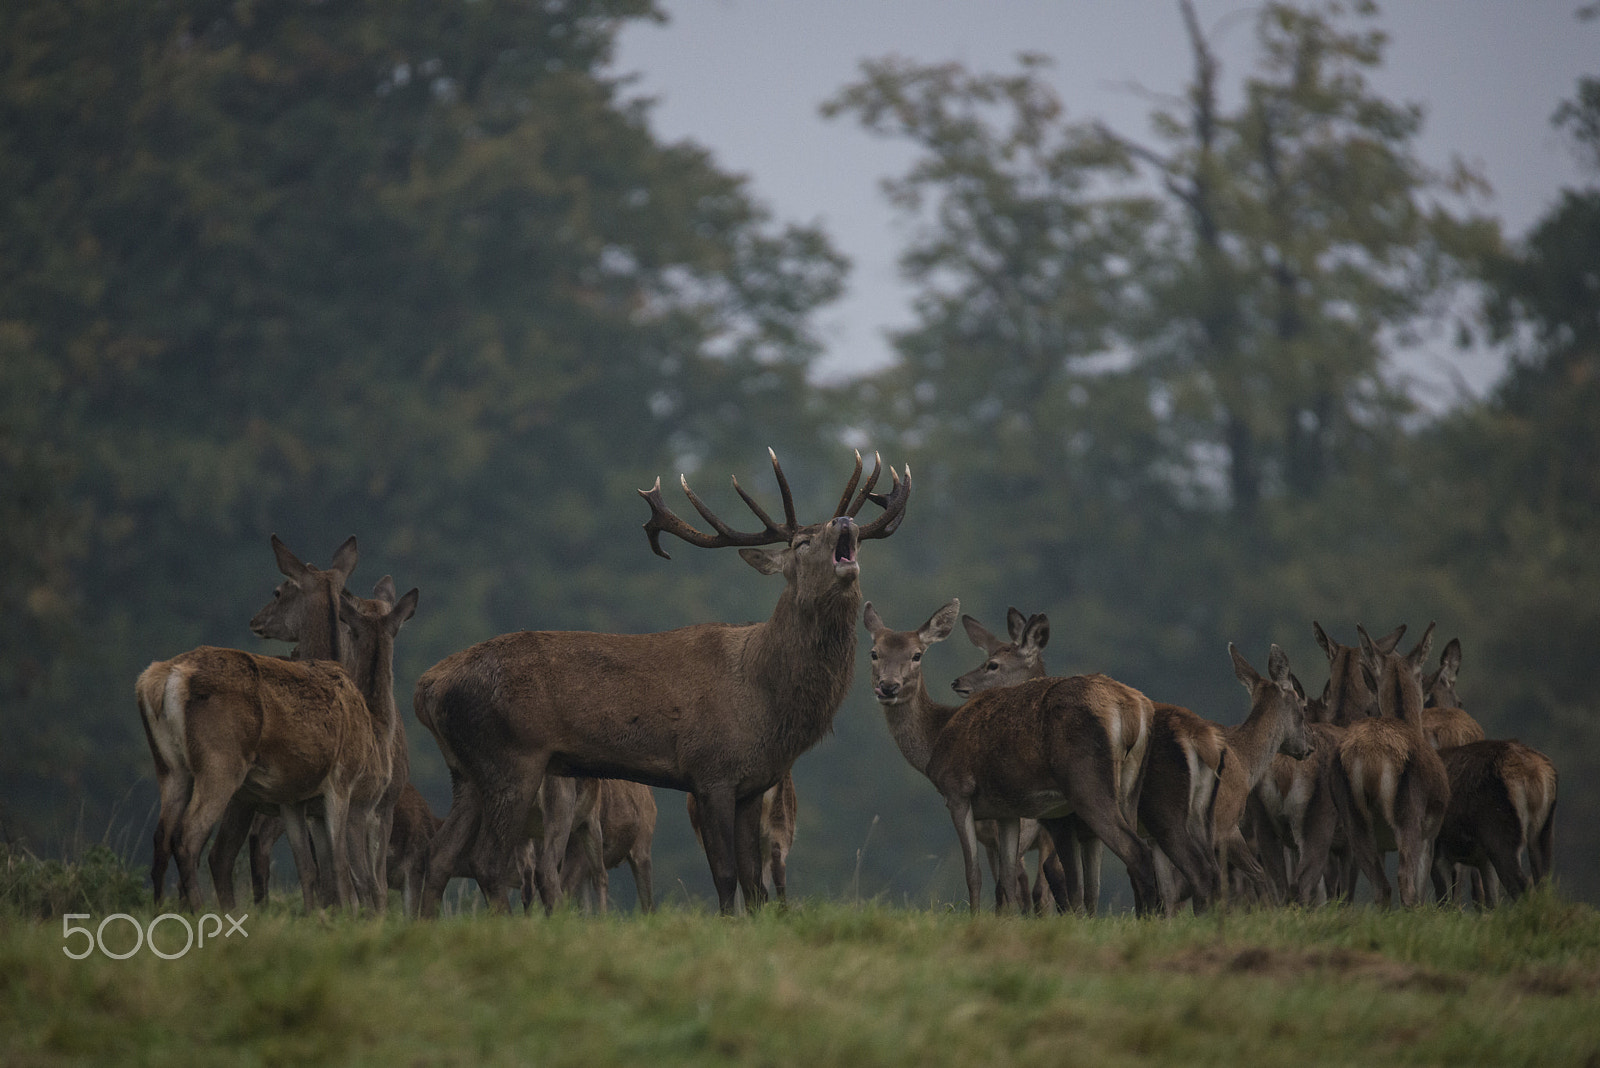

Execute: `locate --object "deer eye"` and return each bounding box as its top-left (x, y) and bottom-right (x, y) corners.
top-left (987, 661), bottom-right (1000, 671)
top-left (793, 536), bottom-right (812, 550)
top-left (869, 650), bottom-right (878, 660)
top-left (911, 652), bottom-right (922, 662)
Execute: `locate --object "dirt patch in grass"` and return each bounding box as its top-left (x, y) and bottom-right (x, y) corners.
top-left (1161, 944), bottom-right (1468, 992)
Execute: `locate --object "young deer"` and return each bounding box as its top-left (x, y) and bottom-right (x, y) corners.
top-left (564, 778), bottom-right (659, 912)
top-left (955, 608), bottom-right (1226, 916)
top-left (1330, 623), bottom-right (1451, 907)
top-left (865, 600), bottom-right (1159, 915)
top-left (1420, 638), bottom-right (1485, 749)
top-left (415, 450), bottom-right (910, 916)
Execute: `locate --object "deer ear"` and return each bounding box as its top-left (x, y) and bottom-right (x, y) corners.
top-left (389, 588), bottom-right (420, 631)
top-left (329, 535), bottom-right (359, 582)
top-left (1313, 621), bottom-right (1336, 661)
top-left (373, 575), bottom-right (398, 605)
top-left (271, 534), bottom-right (310, 581)
top-left (1229, 643), bottom-right (1260, 690)
top-left (1438, 638), bottom-right (1462, 683)
top-left (921, 599), bottom-right (960, 644)
top-left (1267, 644), bottom-right (1291, 685)
top-left (1006, 607), bottom-right (1027, 643)
top-left (1019, 614), bottom-right (1049, 658)
top-left (962, 615), bottom-right (999, 652)
top-left (863, 602), bottom-right (885, 635)
top-left (738, 546), bottom-right (787, 575)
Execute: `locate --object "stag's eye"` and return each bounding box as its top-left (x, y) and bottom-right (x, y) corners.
top-left (869, 650), bottom-right (878, 660)
top-left (987, 661), bottom-right (999, 671)
top-left (794, 537), bottom-right (812, 550)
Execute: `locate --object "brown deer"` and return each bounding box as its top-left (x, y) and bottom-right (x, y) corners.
top-left (953, 608), bottom-right (1225, 916)
top-left (1206, 644), bottom-right (1315, 904)
top-left (1330, 623), bottom-right (1451, 907)
top-left (1419, 638), bottom-right (1485, 749)
top-left (949, 609), bottom-right (1076, 911)
top-left (564, 779), bottom-right (659, 912)
top-left (1430, 739), bottom-right (1557, 906)
top-left (864, 600), bottom-right (1159, 915)
top-left (687, 773), bottom-right (794, 905)
top-left (388, 780), bottom-right (442, 915)
top-left (135, 549), bottom-right (377, 910)
top-left (1249, 623), bottom-right (1407, 904)
top-left (414, 450), bottom-right (910, 916)
top-left (518, 775), bottom-right (603, 913)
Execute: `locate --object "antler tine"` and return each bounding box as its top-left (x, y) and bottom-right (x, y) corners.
top-left (639, 464), bottom-right (795, 561)
top-left (767, 447), bottom-right (798, 531)
top-left (832, 450), bottom-right (865, 519)
top-left (857, 462), bottom-right (912, 541)
top-left (844, 452), bottom-right (883, 517)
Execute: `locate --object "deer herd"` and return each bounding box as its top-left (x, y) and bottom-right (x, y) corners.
top-left (137, 450), bottom-right (1557, 919)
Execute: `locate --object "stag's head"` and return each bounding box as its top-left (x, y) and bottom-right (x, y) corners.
top-left (640, 449), bottom-right (911, 600)
top-left (1231, 643), bottom-right (1314, 760)
top-left (951, 607), bottom-right (1049, 698)
top-left (863, 599), bottom-right (958, 705)
top-left (250, 535), bottom-right (359, 653)
top-left (1313, 621), bottom-right (1405, 727)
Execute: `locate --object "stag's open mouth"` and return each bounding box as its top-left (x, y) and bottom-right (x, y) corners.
top-left (832, 521), bottom-right (860, 577)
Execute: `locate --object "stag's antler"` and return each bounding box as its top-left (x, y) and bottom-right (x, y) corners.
top-left (640, 449), bottom-right (797, 560)
top-left (640, 449), bottom-right (912, 559)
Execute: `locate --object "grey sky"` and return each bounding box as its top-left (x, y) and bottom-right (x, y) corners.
top-left (611, 2), bottom-right (1598, 392)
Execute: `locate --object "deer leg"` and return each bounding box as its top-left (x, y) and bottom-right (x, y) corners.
top-left (1074, 820), bottom-right (1103, 915)
top-left (1037, 834), bottom-right (1076, 914)
top-left (769, 837), bottom-right (789, 907)
top-left (630, 844), bottom-right (655, 913)
top-left (692, 786), bottom-right (740, 914)
top-left (1059, 787), bottom-right (1159, 918)
top-left (151, 772), bottom-right (193, 906)
top-left (533, 778), bottom-right (578, 914)
top-left (993, 818), bottom-right (1023, 915)
top-left (208, 799), bottom-right (256, 912)
top-left (421, 777), bottom-right (482, 918)
top-left (945, 796), bottom-right (985, 914)
top-left (250, 812), bottom-right (282, 905)
top-left (734, 794), bottom-right (767, 909)
top-left (1530, 800), bottom-right (1556, 885)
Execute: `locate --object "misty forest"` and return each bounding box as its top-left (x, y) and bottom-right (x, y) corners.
top-left (4, 0), bottom-right (1599, 911)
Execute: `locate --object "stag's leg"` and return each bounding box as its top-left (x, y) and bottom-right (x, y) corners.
top-left (208, 800), bottom-right (256, 912)
top-left (734, 794), bottom-right (768, 910)
top-left (692, 786), bottom-right (741, 914)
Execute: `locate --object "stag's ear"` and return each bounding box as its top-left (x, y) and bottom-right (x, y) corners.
top-left (738, 545), bottom-right (787, 576)
top-left (920, 599), bottom-right (960, 645)
top-left (271, 534), bottom-right (311, 581)
top-left (962, 614), bottom-right (1000, 652)
top-left (1018, 614), bottom-right (1049, 660)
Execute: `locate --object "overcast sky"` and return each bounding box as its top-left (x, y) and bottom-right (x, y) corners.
top-left (610, 2), bottom-right (1598, 394)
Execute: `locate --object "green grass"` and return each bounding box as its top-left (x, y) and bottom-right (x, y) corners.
top-left (3, 881), bottom-right (1599, 1067)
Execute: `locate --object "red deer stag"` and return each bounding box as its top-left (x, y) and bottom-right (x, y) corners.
top-left (136, 538), bottom-right (376, 911)
top-left (953, 608), bottom-right (1225, 916)
top-left (1330, 623), bottom-right (1451, 907)
top-left (1430, 739), bottom-right (1557, 906)
top-left (415, 450), bottom-right (910, 916)
top-left (864, 601), bottom-right (1159, 915)
top-left (688, 772), bottom-right (795, 906)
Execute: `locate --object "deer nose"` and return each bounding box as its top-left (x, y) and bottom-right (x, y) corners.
top-left (875, 681), bottom-right (900, 700)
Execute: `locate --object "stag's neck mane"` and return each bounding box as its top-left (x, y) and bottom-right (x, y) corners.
top-left (747, 580), bottom-right (861, 756)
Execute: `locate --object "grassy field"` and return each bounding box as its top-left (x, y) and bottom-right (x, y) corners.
top-left (4, 866), bottom-right (1600, 1067)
